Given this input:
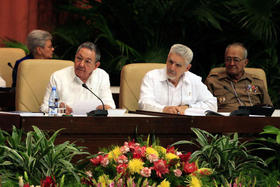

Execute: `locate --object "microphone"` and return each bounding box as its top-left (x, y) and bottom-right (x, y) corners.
top-left (7, 62), bottom-right (14, 69)
top-left (82, 83), bottom-right (108, 116)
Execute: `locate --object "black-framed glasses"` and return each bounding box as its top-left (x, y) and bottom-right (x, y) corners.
top-left (225, 57), bottom-right (245, 63)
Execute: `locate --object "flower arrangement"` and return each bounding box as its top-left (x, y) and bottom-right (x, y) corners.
top-left (84, 139), bottom-right (212, 186)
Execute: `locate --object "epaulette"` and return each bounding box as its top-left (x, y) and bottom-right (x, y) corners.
top-left (208, 72), bottom-right (219, 77)
top-left (250, 73), bottom-right (262, 80)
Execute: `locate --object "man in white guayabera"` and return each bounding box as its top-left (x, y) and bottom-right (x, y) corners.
top-left (138, 44), bottom-right (217, 115)
top-left (40, 42), bottom-right (115, 114)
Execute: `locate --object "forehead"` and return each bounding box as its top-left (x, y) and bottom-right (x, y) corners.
top-left (225, 46), bottom-right (244, 58)
top-left (44, 40), bottom-right (52, 46)
top-left (76, 48), bottom-right (95, 59)
top-left (168, 53), bottom-right (185, 64)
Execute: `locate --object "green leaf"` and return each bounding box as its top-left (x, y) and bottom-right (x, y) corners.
top-left (261, 125), bottom-right (280, 135)
top-left (170, 140), bottom-right (195, 147)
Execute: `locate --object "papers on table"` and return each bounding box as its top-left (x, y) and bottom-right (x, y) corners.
top-left (72, 100), bottom-right (100, 115)
top-left (184, 108), bottom-right (206, 116)
top-left (108, 109), bottom-right (126, 116)
top-left (272, 109), bottom-right (280, 117)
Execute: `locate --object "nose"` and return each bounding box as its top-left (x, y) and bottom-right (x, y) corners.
top-left (79, 60), bottom-right (86, 67)
top-left (229, 59), bottom-right (236, 65)
top-left (170, 63), bottom-right (176, 70)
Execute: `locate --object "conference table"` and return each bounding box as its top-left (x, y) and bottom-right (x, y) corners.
top-left (1, 111), bottom-right (280, 154)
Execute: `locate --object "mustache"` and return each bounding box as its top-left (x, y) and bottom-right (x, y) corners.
top-left (167, 69), bottom-right (176, 76)
top-left (76, 67), bottom-right (85, 71)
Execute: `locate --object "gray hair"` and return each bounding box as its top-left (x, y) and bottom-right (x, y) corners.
top-left (76, 42), bottom-right (101, 62)
top-left (27, 30), bottom-right (52, 55)
top-left (225, 42), bottom-right (248, 59)
top-left (169, 44), bottom-right (193, 65)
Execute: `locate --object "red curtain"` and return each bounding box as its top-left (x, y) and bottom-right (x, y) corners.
top-left (0, 0), bottom-right (38, 45)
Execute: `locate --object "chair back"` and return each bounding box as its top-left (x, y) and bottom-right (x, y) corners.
top-left (16, 59), bottom-right (74, 112)
top-left (0, 48), bottom-right (26, 87)
top-left (119, 63), bottom-right (166, 111)
top-left (209, 67), bottom-right (268, 91)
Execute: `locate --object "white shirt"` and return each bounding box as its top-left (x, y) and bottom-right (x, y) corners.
top-left (41, 66), bottom-right (116, 113)
top-left (0, 76), bottom-right (6, 87)
top-left (138, 68), bottom-right (217, 112)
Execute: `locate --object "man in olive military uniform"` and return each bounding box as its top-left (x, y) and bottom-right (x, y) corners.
top-left (205, 42), bottom-right (272, 112)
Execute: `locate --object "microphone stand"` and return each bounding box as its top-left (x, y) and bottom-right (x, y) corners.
top-left (82, 83), bottom-right (108, 116)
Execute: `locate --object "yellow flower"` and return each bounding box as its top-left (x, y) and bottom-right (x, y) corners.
top-left (197, 168), bottom-right (213, 175)
top-left (146, 147), bottom-right (159, 157)
top-left (157, 179), bottom-right (170, 187)
top-left (155, 146), bottom-right (166, 155)
top-left (166, 153), bottom-right (179, 163)
top-left (128, 158), bottom-right (144, 174)
top-left (98, 174), bottom-right (110, 187)
top-left (190, 175), bottom-right (202, 187)
top-left (18, 176), bottom-right (24, 187)
top-left (108, 146), bottom-right (121, 160)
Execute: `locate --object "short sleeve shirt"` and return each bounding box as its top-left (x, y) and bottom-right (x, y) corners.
top-left (205, 71), bottom-right (272, 112)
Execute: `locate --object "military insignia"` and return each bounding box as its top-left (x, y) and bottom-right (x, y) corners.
top-left (218, 97), bottom-right (226, 103)
top-left (247, 84), bottom-right (258, 93)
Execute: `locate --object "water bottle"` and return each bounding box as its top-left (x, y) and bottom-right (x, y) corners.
top-left (48, 86), bottom-right (59, 116)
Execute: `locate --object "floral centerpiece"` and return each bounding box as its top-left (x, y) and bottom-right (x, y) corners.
top-left (84, 139), bottom-right (212, 186)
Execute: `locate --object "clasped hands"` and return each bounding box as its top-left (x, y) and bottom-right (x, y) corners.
top-left (163, 105), bottom-right (189, 115)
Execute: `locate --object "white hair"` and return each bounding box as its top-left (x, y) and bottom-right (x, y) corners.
top-left (27, 29), bottom-right (52, 55)
top-left (169, 44), bottom-right (193, 65)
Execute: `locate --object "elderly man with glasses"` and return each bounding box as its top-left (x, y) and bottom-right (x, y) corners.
top-left (40, 41), bottom-right (115, 114)
top-left (205, 42), bottom-right (272, 112)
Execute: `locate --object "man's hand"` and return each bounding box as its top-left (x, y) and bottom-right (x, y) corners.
top-left (96, 104), bottom-right (112, 110)
top-left (59, 102), bottom-right (73, 115)
top-left (178, 105), bottom-right (189, 115)
top-left (163, 105), bottom-right (189, 115)
top-left (163, 106), bottom-right (180, 114)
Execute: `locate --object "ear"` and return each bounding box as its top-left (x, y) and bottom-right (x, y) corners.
top-left (244, 59), bottom-right (248, 66)
top-left (185, 64), bottom-right (192, 72)
top-left (94, 61), bottom-right (100, 69)
top-left (35, 47), bottom-right (42, 56)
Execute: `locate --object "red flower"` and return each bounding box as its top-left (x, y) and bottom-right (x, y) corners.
top-left (41, 176), bottom-right (56, 187)
top-left (183, 162), bottom-right (197, 174)
top-left (117, 155), bottom-right (128, 164)
top-left (152, 160), bottom-right (169, 178)
top-left (133, 146), bottom-right (146, 158)
top-left (116, 163), bottom-right (128, 174)
top-left (166, 146), bottom-right (176, 154)
top-left (90, 155), bottom-right (104, 165)
top-left (23, 184), bottom-right (30, 187)
top-left (179, 152), bottom-right (192, 162)
top-left (125, 140), bottom-right (140, 152)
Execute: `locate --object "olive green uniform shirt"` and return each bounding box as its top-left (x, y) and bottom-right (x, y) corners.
top-left (205, 72), bottom-right (273, 112)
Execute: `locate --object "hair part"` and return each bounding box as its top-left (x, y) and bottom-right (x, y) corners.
top-left (27, 29), bottom-right (52, 55)
top-left (76, 42), bottom-right (101, 62)
top-left (169, 44), bottom-right (193, 65)
top-left (225, 42), bottom-right (248, 59)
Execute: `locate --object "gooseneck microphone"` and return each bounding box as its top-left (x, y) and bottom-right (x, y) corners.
top-left (7, 62), bottom-right (14, 69)
top-left (82, 83), bottom-right (108, 116)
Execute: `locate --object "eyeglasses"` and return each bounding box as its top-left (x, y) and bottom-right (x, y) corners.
top-left (75, 56), bottom-right (93, 64)
top-left (225, 57), bottom-right (245, 63)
